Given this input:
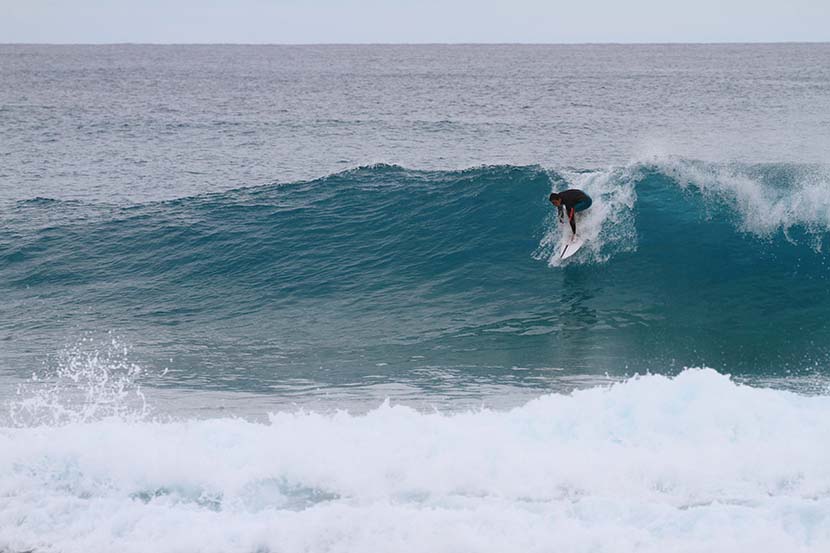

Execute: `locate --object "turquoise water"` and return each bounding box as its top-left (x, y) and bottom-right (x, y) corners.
top-left (2, 45), bottom-right (830, 552)
top-left (3, 161), bottom-right (829, 395)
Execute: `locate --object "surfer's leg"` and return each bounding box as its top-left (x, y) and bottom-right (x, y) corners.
top-left (571, 197), bottom-right (591, 235)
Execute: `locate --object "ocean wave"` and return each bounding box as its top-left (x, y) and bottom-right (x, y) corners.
top-left (2, 160), bottom-right (829, 375)
top-left (6, 160), bottom-right (829, 281)
top-left (2, 369), bottom-right (830, 552)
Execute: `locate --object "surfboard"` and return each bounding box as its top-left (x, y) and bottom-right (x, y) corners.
top-left (559, 234), bottom-right (584, 260)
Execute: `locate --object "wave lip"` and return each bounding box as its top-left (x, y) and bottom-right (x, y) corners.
top-left (2, 369), bottom-right (830, 552)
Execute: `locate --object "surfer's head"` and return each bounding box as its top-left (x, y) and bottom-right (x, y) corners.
top-left (549, 193), bottom-right (561, 206)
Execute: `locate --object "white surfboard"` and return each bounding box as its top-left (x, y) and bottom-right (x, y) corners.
top-left (559, 234), bottom-right (584, 260)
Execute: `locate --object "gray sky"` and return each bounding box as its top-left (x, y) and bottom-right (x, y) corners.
top-left (2, 0), bottom-right (829, 43)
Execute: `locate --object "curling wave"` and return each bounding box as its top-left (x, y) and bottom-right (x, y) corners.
top-left (1, 160), bottom-right (829, 376)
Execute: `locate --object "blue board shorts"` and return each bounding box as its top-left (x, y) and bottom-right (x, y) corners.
top-left (573, 194), bottom-right (592, 212)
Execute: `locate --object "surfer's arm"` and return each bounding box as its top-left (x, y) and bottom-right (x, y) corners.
top-left (557, 205), bottom-right (564, 223)
top-left (569, 208), bottom-right (576, 234)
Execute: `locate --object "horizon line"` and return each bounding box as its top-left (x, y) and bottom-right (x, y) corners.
top-left (2, 40), bottom-right (829, 47)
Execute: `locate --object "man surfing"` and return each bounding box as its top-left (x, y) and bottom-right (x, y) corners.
top-left (549, 189), bottom-right (592, 236)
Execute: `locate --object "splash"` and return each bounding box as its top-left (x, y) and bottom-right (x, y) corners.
top-left (647, 156), bottom-right (830, 243)
top-left (7, 336), bottom-right (149, 427)
top-left (534, 158), bottom-right (830, 266)
top-left (535, 165), bottom-right (639, 267)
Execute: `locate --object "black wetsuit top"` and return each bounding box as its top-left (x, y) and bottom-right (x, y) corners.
top-left (555, 189), bottom-right (591, 234)
top-left (557, 189), bottom-right (590, 211)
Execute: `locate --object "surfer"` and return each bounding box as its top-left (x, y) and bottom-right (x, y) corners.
top-left (549, 190), bottom-right (592, 236)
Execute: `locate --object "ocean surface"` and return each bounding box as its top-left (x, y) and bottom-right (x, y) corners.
top-left (2, 44), bottom-right (830, 552)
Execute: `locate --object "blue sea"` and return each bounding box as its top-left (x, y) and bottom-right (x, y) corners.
top-left (2, 44), bottom-right (830, 552)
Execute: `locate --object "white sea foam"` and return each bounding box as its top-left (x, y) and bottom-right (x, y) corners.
top-left (536, 166), bottom-right (638, 267)
top-left (536, 158), bottom-right (830, 266)
top-left (646, 157), bottom-right (830, 241)
top-left (2, 369), bottom-right (830, 552)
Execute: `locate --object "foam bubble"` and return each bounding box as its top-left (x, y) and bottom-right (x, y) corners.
top-left (2, 369), bottom-right (830, 552)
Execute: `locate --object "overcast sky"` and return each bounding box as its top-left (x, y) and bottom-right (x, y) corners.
top-left (1, 0), bottom-right (829, 44)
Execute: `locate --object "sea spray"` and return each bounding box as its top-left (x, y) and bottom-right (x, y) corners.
top-left (7, 336), bottom-right (148, 427)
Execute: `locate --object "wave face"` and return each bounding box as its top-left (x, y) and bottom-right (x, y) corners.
top-left (2, 369), bottom-right (830, 552)
top-left (2, 160), bottom-right (830, 382)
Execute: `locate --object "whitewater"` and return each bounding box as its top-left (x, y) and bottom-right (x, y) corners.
top-left (2, 44), bottom-right (830, 552)
top-left (3, 368), bottom-right (830, 552)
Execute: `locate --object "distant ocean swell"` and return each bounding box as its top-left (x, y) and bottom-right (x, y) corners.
top-left (2, 368), bottom-right (830, 552)
top-left (2, 158), bottom-right (829, 374)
